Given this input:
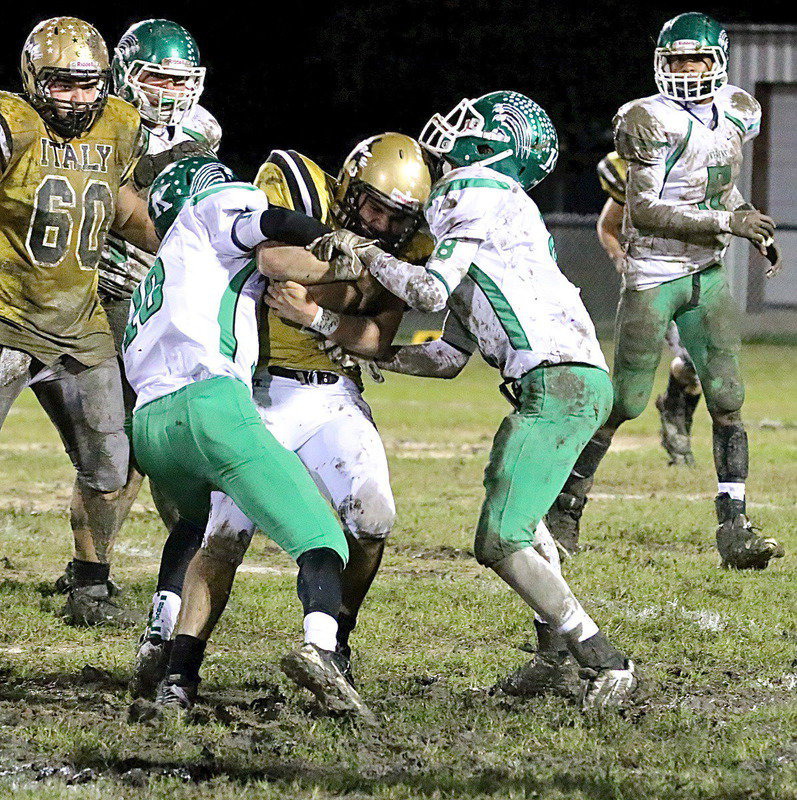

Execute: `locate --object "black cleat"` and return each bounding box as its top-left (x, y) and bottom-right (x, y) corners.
top-left (333, 642), bottom-right (355, 687)
top-left (581, 660), bottom-right (638, 710)
top-left (715, 494), bottom-right (784, 570)
top-left (155, 673), bottom-right (198, 713)
top-left (281, 643), bottom-right (375, 722)
top-left (545, 482), bottom-right (590, 556)
top-left (62, 583), bottom-right (139, 627)
top-left (55, 561), bottom-right (121, 596)
top-left (130, 635), bottom-right (172, 700)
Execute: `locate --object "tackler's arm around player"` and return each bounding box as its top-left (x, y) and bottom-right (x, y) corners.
top-left (266, 280), bottom-right (405, 360)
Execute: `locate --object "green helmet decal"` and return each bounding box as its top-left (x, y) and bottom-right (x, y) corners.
top-left (654, 12), bottom-right (728, 101)
top-left (112, 19), bottom-right (205, 126)
top-left (419, 91), bottom-right (558, 191)
top-left (148, 155), bottom-right (237, 239)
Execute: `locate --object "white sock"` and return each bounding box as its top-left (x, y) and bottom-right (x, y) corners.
top-left (303, 611), bottom-right (338, 651)
top-left (718, 482), bottom-right (745, 501)
top-left (557, 605), bottom-right (599, 642)
top-left (147, 591), bottom-right (181, 641)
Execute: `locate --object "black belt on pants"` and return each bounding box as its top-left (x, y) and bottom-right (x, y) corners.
top-left (267, 365), bottom-right (340, 385)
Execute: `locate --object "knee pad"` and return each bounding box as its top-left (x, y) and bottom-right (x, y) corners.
top-left (202, 495), bottom-right (255, 566)
top-left (337, 479), bottom-right (395, 539)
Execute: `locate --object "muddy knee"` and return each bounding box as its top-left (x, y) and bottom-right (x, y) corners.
top-left (337, 480), bottom-right (395, 539)
top-left (202, 498), bottom-right (255, 567)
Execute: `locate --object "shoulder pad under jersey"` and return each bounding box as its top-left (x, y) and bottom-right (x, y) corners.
top-left (182, 104), bottom-right (222, 152)
top-left (613, 95), bottom-right (675, 166)
top-left (716, 85), bottom-right (761, 142)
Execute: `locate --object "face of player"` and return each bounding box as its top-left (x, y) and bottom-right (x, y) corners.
top-left (138, 68), bottom-right (192, 99)
top-left (356, 193), bottom-right (417, 248)
top-left (666, 54), bottom-right (713, 74)
top-left (46, 76), bottom-right (101, 112)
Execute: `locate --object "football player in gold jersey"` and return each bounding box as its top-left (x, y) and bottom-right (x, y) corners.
top-left (0, 18), bottom-right (157, 625)
top-left (132, 133), bottom-right (432, 694)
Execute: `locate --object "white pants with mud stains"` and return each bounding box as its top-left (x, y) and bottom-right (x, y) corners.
top-left (202, 374), bottom-right (395, 565)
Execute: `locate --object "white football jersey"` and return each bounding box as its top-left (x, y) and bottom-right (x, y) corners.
top-left (123, 182), bottom-right (267, 409)
top-left (425, 165), bottom-right (607, 380)
top-left (100, 105), bottom-right (223, 299)
top-left (614, 84), bottom-right (760, 289)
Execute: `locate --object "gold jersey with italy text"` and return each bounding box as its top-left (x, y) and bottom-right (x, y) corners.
top-left (254, 149), bottom-right (432, 381)
top-left (0, 92), bottom-right (142, 366)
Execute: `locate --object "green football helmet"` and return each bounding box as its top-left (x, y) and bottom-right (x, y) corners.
top-left (113, 19), bottom-right (205, 126)
top-left (148, 155), bottom-right (237, 238)
top-left (419, 91), bottom-right (558, 191)
top-left (654, 13), bottom-right (728, 102)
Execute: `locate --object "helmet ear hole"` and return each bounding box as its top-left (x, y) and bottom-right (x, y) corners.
top-left (477, 144), bottom-right (494, 155)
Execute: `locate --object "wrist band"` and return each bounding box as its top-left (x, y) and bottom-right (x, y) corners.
top-left (309, 306), bottom-right (341, 337)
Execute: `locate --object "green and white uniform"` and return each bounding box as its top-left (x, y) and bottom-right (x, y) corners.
top-left (123, 180), bottom-right (346, 563)
top-left (373, 165), bottom-right (612, 566)
top-left (610, 85), bottom-right (759, 419)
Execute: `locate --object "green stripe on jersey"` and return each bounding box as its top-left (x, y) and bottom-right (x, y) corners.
top-left (190, 182), bottom-right (259, 206)
top-left (467, 263), bottom-right (531, 350)
top-left (218, 259), bottom-right (257, 360)
top-left (662, 120), bottom-right (692, 190)
top-left (724, 112), bottom-right (746, 136)
top-left (426, 176), bottom-right (512, 207)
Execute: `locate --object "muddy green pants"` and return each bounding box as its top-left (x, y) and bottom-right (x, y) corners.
top-left (132, 376), bottom-right (348, 565)
top-left (475, 364), bottom-right (613, 566)
top-left (613, 265), bottom-right (744, 421)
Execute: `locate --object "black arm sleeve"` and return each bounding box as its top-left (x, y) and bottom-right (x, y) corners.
top-left (257, 206), bottom-right (330, 246)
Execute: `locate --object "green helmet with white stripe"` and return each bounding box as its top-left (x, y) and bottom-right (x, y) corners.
top-left (419, 90), bottom-right (558, 191)
top-left (148, 155), bottom-right (238, 238)
top-left (654, 13), bottom-right (729, 102)
top-left (113, 19), bottom-right (205, 126)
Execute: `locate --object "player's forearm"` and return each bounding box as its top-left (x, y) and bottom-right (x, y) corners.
top-left (378, 340), bottom-right (470, 379)
top-left (234, 205), bottom-right (330, 250)
top-left (628, 164), bottom-right (732, 237)
top-left (256, 244), bottom-right (351, 284)
top-left (596, 199), bottom-right (625, 261)
top-left (367, 253), bottom-right (449, 313)
top-left (326, 315), bottom-right (397, 360)
top-left (112, 184), bottom-right (160, 253)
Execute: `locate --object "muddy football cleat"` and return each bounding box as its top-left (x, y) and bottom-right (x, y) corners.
top-left (130, 635), bottom-right (172, 700)
top-left (333, 642), bottom-right (355, 687)
top-left (155, 674), bottom-right (198, 712)
top-left (497, 651), bottom-right (582, 699)
top-left (716, 515), bottom-right (785, 570)
top-left (62, 583), bottom-right (139, 627)
top-left (281, 643), bottom-right (375, 722)
top-left (581, 660), bottom-right (638, 710)
top-left (655, 390), bottom-right (697, 466)
top-left (54, 561), bottom-right (121, 596)
top-left (545, 485), bottom-right (590, 556)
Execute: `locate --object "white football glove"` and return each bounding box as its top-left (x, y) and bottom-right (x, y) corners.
top-left (580, 660), bottom-right (638, 710)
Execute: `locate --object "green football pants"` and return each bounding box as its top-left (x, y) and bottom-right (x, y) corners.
top-left (613, 265), bottom-right (744, 421)
top-left (475, 364), bottom-right (613, 566)
top-left (132, 376), bottom-right (347, 565)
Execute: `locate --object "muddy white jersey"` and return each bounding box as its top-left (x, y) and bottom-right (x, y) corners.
top-left (123, 183), bottom-right (267, 409)
top-left (423, 165), bottom-right (607, 380)
top-left (614, 84), bottom-right (760, 289)
top-left (100, 105), bottom-right (222, 299)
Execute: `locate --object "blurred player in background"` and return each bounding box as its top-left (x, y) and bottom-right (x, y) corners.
top-left (0, 17), bottom-right (157, 625)
top-left (546, 13), bottom-right (785, 569)
top-left (59, 19), bottom-right (221, 602)
top-left (133, 133), bottom-right (433, 696)
top-left (596, 150), bottom-right (703, 468)
top-left (300, 91), bottom-right (638, 709)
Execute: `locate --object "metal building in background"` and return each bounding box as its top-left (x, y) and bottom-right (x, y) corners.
top-left (725, 24), bottom-right (797, 313)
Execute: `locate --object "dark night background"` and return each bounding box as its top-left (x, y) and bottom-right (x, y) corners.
top-left (2, 1), bottom-right (795, 212)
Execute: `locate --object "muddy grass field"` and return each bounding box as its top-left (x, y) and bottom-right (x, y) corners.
top-left (0, 343), bottom-right (794, 800)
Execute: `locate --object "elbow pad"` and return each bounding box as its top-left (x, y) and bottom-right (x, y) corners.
top-left (233, 206), bottom-right (331, 251)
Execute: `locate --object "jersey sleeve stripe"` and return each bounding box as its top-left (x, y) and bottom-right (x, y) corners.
top-left (268, 150), bottom-right (321, 219)
top-left (661, 119), bottom-right (693, 195)
top-left (287, 150), bottom-right (323, 220)
top-left (0, 113), bottom-right (13, 174)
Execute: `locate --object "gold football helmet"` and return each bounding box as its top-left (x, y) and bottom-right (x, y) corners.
top-left (333, 133), bottom-right (433, 251)
top-left (21, 17), bottom-right (111, 138)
